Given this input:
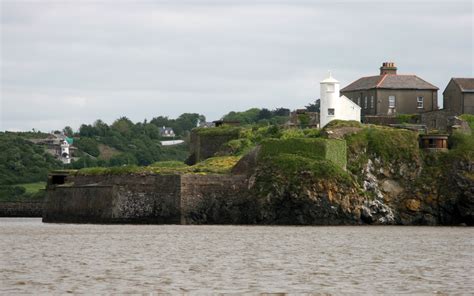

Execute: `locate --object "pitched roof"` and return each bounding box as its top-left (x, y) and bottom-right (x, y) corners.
top-left (341, 74), bottom-right (438, 92)
top-left (452, 78), bottom-right (474, 92)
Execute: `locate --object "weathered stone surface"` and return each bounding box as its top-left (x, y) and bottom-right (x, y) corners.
top-left (0, 201), bottom-right (43, 217)
top-left (405, 199), bottom-right (421, 212)
top-left (43, 174), bottom-right (249, 224)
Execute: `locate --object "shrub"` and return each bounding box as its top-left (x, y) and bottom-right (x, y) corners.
top-left (322, 120), bottom-right (362, 131)
top-left (346, 126), bottom-right (419, 163)
top-left (459, 114), bottom-right (474, 130)
top-left (259, 138), bottom-right (347, 169)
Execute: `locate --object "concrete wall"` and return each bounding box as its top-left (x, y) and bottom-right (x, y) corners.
top-left (43, 174), bottom-right (248, 224)
top-left (0, 201), bottom-right (43, 217)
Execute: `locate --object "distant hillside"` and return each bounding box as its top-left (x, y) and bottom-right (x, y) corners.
top-left (70, 115), bottom-right (198, 168)
top-left (0, 132), bottom-right (62, 185)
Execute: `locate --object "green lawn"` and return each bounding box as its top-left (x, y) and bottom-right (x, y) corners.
top-left (17, 182), bottom-right (46, 193)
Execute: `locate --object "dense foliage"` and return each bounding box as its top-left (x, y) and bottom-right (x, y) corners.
top-left (221, 107), bottom-right (290, 125)
top-left (71, 114), bottom-right (202, 168)
top-left (0, 133), bottom-right (62, 185)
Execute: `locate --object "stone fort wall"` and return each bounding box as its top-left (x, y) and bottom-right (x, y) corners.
top-left (43, 174), bottom-right (248, 224)
top-left (0, 201), bottom-right (43, 217)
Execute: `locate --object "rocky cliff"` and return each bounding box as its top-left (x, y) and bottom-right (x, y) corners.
top-left (44, 121), bottom-right (473, 225)
top-left (187, 121), bottom-right (473, 225)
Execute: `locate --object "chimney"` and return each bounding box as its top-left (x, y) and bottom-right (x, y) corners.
top-left (380, 62), bottom-right (397, 75)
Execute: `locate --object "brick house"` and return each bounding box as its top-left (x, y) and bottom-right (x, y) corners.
top-left (443, 78), bottom-right (474, 115)
top-left (341, 62), bottom-right (439, 116)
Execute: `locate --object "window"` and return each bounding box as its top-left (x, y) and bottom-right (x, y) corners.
top-left (357, 97), bottom-right (361, 106)
top-left (417, 96), bottom-right (424, 109)
top-left (389, 96), bottom-right (396, 108)
top-left (328, 108), bottom-right (335, 116)
top-left (327, 84), bottom-right (335, 92)
top-left (364, 96), bottom-right (368, 109)
top-left (370, 96), bottom-right (374, 108)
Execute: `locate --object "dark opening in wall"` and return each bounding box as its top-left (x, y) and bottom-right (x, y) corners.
top-left (51, 175), bottom-right (66, 185)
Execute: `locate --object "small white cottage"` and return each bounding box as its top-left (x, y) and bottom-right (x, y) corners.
top-left (320, 72), bottom-right (361, 128)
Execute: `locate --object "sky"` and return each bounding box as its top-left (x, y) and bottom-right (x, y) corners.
top-left (1, 0), bottom-right (473, 132)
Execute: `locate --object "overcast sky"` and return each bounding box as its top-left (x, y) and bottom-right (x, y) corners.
top-left (1, 0), bottom-right (473, 132)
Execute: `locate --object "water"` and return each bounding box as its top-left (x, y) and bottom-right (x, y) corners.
top-left (1, 218), bottom-right (472, 294)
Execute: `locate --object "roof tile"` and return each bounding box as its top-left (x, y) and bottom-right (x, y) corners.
top-left (341, 74), bottom-right (438, 92)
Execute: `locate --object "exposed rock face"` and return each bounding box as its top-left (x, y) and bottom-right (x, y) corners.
top-left (246, 171), bottom-right (364, 225)
top-left (44, 124), bottom-right (474, 226)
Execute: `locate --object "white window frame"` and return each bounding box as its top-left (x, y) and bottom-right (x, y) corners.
top-left (370, 96), bottom-right (374, 108)
top-left (417, 96), bottom-right (424, 109)
top-left (357, 97), bottom-right (361, 106)
top-left (364, 96), bottom-right (368, 109)
top-left (389, 95), bottom-right (396, 108)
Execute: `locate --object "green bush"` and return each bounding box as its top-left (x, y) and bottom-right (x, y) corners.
top-left (322, 120), bottom-right (362, 131)
top-left (459, 114), bottom-right (474, 130)
top-left (297, 114), bottom-right (310, 126)
top-left (449, 132), bottom-right (474, 160)
top-left (396, 114), bottom-right (418, 124)
top-left (195, 126), bottom-right (241, 137)
top-left (346, 126), bottom-right (419, 163)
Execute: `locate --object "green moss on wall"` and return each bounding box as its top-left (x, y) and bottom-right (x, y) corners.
top-left (194, 126), bottom-right (241, 137)
top-left (346, 126), bottom-right (419, 163)
top-left (259, 138), bottom-right (347, 169)
top-left (77, 156), bottom-right (242, 176)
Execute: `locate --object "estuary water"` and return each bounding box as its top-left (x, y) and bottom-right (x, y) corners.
top-left (0, 218), bottom-right (472, 294)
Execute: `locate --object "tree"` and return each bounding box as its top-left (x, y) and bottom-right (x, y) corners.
top-left (305, 99), bottom-right (320, 112)
top-left (111, 117), bottom-right (134, 138)
top-left (257, 108), bottom-right (272, 121)
top-left (93, 120), bottom-right (109, 137)
top-left (63, 126), bottom-right (74, 137)
top-left (75, 138), bottom-right (100, 157)
top-left (273, 108), bottom-right (290, 117)
top-left (222, 108), bottom-right (260, 124)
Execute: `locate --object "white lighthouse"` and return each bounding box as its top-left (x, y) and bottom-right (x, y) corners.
top-left (320, 72), bottom-right (361, 128)
top-left (60, 140), bottom-right (71, 164)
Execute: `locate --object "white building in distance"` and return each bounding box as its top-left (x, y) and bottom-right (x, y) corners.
top-left (320, 72), bottom-right (361, 128)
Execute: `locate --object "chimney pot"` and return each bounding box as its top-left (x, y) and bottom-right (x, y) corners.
top-left (380, 61), bottom-right (397, 75)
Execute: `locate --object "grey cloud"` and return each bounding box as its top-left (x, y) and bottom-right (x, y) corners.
top-left (1, 0), bottom-right (472, 131)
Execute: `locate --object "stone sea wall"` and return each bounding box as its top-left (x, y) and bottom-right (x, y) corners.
top-left (0, 201), bottom-right (43, 217)
top-left (43, 174), bottom-right (249, 224)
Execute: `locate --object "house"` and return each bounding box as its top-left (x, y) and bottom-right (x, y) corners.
top-left (30, 132), bottom-right (76, 164)
top-left (341, 62), bottom-right (438, 116)
top-left (159, 126), bottom-right (175, 137)
top-left (320, 72), bottom-right (361, 128)
top-left (443, 78), bottom-right (474, 115)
